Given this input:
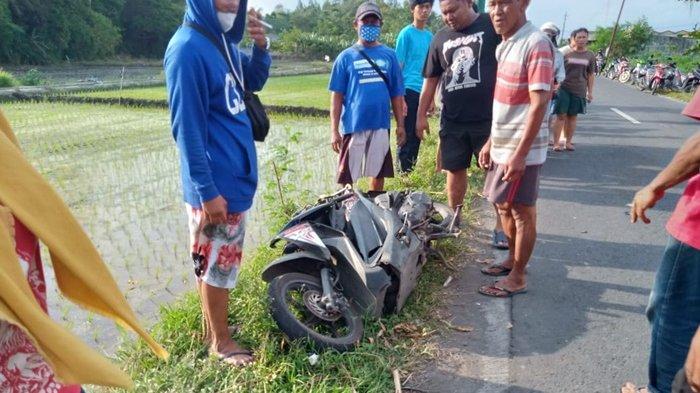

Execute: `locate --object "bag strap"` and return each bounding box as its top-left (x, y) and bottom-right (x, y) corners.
top-left (353, 45), bottom-right (391, 92)
top-left (184, 22), bottom-right (246, 91)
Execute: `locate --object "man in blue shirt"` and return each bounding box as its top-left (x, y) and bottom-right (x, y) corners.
top-left (329, 1), bottom-right (406, 191)
top-left (395, 0), bottom-right (434, 173)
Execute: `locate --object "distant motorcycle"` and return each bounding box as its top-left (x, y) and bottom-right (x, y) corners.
top-left (262, 188), bottom-right (458, 351)
top-left (617, 58), bottom-right (631, 83)
top-left (680, 66), bottom-right (700, 93)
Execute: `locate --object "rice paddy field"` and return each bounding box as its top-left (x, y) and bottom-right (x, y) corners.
top-left (2, 101), bottom-right (338, 353)
top-left (73, 73), bottom-right (331, 110)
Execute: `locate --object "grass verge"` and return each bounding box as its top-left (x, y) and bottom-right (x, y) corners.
top-left (112, 118), bottom-right (485, 392)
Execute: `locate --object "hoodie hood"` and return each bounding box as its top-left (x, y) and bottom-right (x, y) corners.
top-left (184, 0), bottom-right (247, 44)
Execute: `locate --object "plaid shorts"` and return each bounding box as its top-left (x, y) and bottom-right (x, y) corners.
top-left (187, 205), bottom-right (246, 289)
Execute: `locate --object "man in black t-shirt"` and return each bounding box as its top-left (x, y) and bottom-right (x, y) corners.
top-left (416, 0), bottom-right (502, 241)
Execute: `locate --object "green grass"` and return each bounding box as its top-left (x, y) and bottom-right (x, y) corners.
top-left (75, 74), bottom-right (331, 110)
top-left (662, 90), bottom-right (695, 103)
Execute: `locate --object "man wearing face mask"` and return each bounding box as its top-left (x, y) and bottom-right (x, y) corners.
top-left (329, 1), bottom-right (406, 191)
top-left (164, 0), bottom-right (270, 367)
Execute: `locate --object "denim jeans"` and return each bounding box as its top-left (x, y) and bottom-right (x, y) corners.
top-left (647, 236), bottom-right (700, 393)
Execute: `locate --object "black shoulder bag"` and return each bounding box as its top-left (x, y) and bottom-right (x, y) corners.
top-left (186, 22), bottom-right (270, 142)
top-left (353, 45), bottom-right (392, 93)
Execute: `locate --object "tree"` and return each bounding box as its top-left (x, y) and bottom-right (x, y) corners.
top-left (120, 0), bottom-right (183, 58)
top-left (590, 18), bottom-right (654, 58)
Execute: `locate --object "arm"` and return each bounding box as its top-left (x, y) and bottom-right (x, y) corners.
top-left (586, 72), bottom-right (594, 102)
top-left (502, 90), bottom-right (550, 181)
top-left (631, 132), bottom-right (700, 223)
top-left (241, 46), bottom-right (271, 92)
top-left (395, 30), bottom-right (408, 69)
top-left (392, 95), bottom-right (406, 147)
top-left (330, 92), bottom-right (344, 153)
top-left (503, 41), bottom-right (554, 182)
top-left (416, 77), bottom-right (440, 140)
top-left (242, 9), bottom-right (272, 92)
top-left (165, 51), bottom-right (227, 223)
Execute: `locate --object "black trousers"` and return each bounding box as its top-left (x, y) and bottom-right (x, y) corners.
top-left (398, 89), bottom-right (421, 173)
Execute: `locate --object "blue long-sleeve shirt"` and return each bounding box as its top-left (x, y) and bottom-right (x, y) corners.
top-left (164, 0), bottom-right (271, 213)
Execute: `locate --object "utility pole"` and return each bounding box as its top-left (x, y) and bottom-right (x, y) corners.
top-left (605, 0), bottom-right (627, 61)
top-left (560, 12), bottom-right (568, 46)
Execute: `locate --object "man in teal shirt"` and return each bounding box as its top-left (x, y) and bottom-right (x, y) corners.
top-left (395, 0), bottom-right (433, 173)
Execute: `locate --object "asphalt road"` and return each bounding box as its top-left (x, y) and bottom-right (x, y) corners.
top-left (413, 78), bottom-right (698, 393)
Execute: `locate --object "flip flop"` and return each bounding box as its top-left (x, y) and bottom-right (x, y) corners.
top-left (481, 263), bottom-right (511, 276)
top-left (565, 144), bottom-right (576, 151)
top-left (214, 349), bottom-right (255, 368)
top-left (492, 230), bottom-right (509, 250)
top-left (478, 283), bottom-right (527, 298)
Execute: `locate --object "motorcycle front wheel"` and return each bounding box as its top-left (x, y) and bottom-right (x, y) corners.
top-left (268, 272), bottom-right (364, 352)
top-left (651, 80), bottom-right (660, 95)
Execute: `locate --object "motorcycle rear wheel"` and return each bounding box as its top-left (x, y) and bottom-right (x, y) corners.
top-left (618, 70), bottom-right (631, 83)
top-left (268, 272), bottom-right (364, 352)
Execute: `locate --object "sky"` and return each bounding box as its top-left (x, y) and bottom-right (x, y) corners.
top-left (249, 0), bottom-right (699, 37)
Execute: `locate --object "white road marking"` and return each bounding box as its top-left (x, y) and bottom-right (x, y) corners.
top-left (610, 107), bottom-right (641, 124)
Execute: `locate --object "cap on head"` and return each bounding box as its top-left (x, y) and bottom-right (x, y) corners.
top-left (355, 1), bottom-right (383, 22)
top-left (540, 22), bottom-right (560, 37)
top-left (682, 90), bottom-right (700, 121)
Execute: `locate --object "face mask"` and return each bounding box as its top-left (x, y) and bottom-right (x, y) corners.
top-left (359, 24), bottom-right (381, 42)
top-left (217, 12), bottom-right (237, 32)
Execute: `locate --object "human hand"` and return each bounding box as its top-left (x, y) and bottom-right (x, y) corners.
top-left (478, 141), bottom-right (491, 169)
top-left (427, 101), bottom-right (436, 117)
top-left (202, 195), bottom-right (228, 225)
top-left (587, 92), bottom-right (593, 103)
top-left (685, 328), bottom-right (700, 392)
top-left (502, 154), bottom-right (526, 182)
top-left (416, 115), bottom-right (429, 140)
top-left (396, 126), bottom-right (406, 147)
top-left (331, 130), bottom-right (342, 153)
top-left (247, 8), bottom-right (267, 49)
top-left (630, 185), bottom-right (664, 224)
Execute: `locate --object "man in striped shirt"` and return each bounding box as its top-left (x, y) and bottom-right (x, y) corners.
top-left (477, 0), bottom-right (553, 297)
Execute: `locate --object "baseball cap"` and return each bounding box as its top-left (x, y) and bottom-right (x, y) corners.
top-left (355, 1), bottom-right (383, 22)
top-left (682, 90), bottom-right (700, 121)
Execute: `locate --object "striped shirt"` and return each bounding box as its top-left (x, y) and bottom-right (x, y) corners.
top-left (490, 22), bottom-right (554, 166)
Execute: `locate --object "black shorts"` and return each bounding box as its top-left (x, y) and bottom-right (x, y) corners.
top-left (439, 120), bottom-right (491, 171)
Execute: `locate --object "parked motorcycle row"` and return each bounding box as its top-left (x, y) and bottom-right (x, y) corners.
top-left (600, 57), bottom-right (700, 95)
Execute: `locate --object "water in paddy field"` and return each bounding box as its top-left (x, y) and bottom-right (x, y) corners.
top-left (3, 102), bottom-right (338, 354)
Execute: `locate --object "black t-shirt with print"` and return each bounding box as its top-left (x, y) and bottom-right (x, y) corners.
top-left (424, 13), bottom-right (501, 124)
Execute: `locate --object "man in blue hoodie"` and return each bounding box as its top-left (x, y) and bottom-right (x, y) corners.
top-left (164, 0), bottom-right (270, 367)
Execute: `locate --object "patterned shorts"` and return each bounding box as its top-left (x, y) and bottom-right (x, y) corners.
top-left (187, 205), bottom-right (246, 289)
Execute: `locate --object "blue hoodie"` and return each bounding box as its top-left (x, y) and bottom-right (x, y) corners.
top-left (164, 0), bottom-right (271, 213)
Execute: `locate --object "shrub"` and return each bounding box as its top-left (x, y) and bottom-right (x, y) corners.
top-left (18, 69), bottom-right (46, 86)
top-left (0, 69), bottom-right (17, 87)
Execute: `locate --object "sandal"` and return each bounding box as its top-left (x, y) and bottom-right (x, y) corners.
top-left (492, 230), bottom-right (509, 250)
top-left (481, 262), bottom-right (512, 276)
top-left (214, 349), bottom-right (255, 368)
top-left (478, 283), bottom-right (527, 298)
top-left (620, 382), bottom-right (648, 393)
top-left (565, 143), bottom-right (575, 151)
